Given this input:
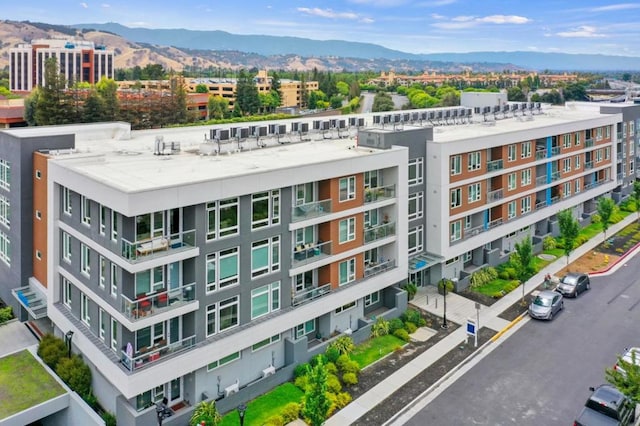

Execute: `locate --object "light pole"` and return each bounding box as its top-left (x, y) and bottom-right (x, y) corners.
top-left (440, 279), bottom-right (449, 329)
top-left (65, 330), bottom-right (74, 358)
top-left (237, 403), bottom-right (246, 426)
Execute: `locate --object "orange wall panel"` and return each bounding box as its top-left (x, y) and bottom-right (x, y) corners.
top-left (33, 153), bottom-right (48, 287)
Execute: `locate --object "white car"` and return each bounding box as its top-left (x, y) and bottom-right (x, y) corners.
top-left (613, 347), bottom-right (640, 376)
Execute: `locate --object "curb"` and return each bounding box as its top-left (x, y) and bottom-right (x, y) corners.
top-left (589, 239), bottom-right (640, 276)
top-left (490, 312), bottom-right (527, 342)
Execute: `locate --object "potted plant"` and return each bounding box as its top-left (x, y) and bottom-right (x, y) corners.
top-left (438, 278), bottom-right (454, 295)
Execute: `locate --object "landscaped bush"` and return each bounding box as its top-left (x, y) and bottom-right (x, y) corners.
top-left (591, 213), bottom-right (601, 224)
top-left (264, 414), bottom-right (285, 426)
top-left (281, 402), bottom-right (300, 423)
top-left (543, 236), bottom-right (557, 250)
top-left (504, 267), bottom-right (517, 279)
top-left (328, 336), bottom-right (355, 356)
top-left (401, 309), bottom-right (425, 326)
top-left (327, 374), bottom-right (342, 393)
top-left (336, 354), bottom-right (350, 371)
top-left (393, 328), bottom-right (410, 342)
top-left (325, 361), bottom-right (338, 375)
top-left (101, 411), bottom-right (117, 426)
top-left (470, 267), bottom-right (498, 288)
top-left (309, 353), bottom-right (327, 367)
top-left (38, 334), bottom-right (68, 370)
top-left (0, 306), bottom-right (13, 324)
top-left (327, 391), bottom-right (353, 416)
top-left (294, 374), bottom-right (309, 391)
top-left (340, 360), bottom-right (360, 376)
top-left (404, 322), bottom-right (418, 334)
top-left (342, 372), bottom-right (358, 386)
top-left (293, 362), bottom-right (310, 379)
top-left (388, 318), bottom-right (404, 334)
top-left (575, 234), bottom-right (589, 247)
top-left (325, 346), bottom-right (341, 363)
top-left (402, 282), bottom-right (418, 300)
top-left (498, 270), bottom-right (510, 280)
top-left (370, 317), bottom-right (389, 337)
top-left (56, 355), bottom-right (92, 398)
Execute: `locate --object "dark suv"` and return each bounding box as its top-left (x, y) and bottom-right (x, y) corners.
top-left (574, 384), bottom-right (636, 425)
top-left (557, 272), bottom-right (590, 298)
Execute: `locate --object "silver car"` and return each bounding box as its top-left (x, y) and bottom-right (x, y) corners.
top-left (528, 290), bottom-right (564, 321)
top-left (557, 272), bottom-right (590, 298)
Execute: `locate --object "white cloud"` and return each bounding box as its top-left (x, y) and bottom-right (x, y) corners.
top-left (80, 2), bottom-right (88, 8)
top-left (452, 15), bottom-right (474, 22)
top-left (430, 13), bottom-right (445, 20)
top-left (432, 14), bottom-right (530, 29)
top-left (297, 7), bottom-right (373, 23)
top-left (476, 15), bottom-right (530, 24)
top-left (348, 0), bottom-right (409, 6)
top-left (589, 3), bottom-right (640, 12)
top-left (416, 0), bottom-right (457, 6)
top-left (556, 25), bottom-right (606, 38)
top-left (101, 3), bottom-right (110, 8)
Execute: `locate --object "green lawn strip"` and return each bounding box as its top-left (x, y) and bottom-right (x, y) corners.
top-left (351, 334), bottom-right (407, 369)
top-left (542, 248), bottom-right (564, 258)
top-left (0, 350), bottom-right (65, 419)
top-left (472, 278), bottom-right (516, 297)
top-left (219, 382), bottom-right (303, 426)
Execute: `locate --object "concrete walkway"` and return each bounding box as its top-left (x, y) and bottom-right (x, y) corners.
top-left (0, 319), bottom-right (38, 357)
top-left (326, 213), bottom-right (639, 426)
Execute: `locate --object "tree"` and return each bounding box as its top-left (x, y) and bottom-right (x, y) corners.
top-left (24, 88), bottom-right (40, 126)
top-left (190, 400), bottom-right (221, 426)
top-left (35, 58), bottom-right (74, 125)
top-left (372, 91), bottom-right (395, 112)
top-left (633, 181), bottom-right (640, 222)
top-left (234, 70), bottom-right (260, 116)
top-left (510, 236), bottom-right (534, 304)
top-left (558, 209), bottom-right (580, 264)
top-left (195, 83), bottom-right (209, 93)
top-left (302, 357), bottom-right (331, 426)
top-left (507, 86), bottom-right (526, 102)
top-left (563, 82), bottom-right (587, 101)
top-left (605, 351), bottom-right (640, 403)
top-left (207, 95), bottom-right (229, 120)
top-left (348, 80), bottom-right (361, 100)
top-left (56, 355), bottom-right (92, 398)
top-left (81, 90), bottom-right (106, 123)
top-left (597, 197), bottom-right (615, 238)
top-left (96, 77), bottom-right (120, 121)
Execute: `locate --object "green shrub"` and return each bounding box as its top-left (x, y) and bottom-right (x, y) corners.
top-left (341, 360), bottom-right (360, 375)
top-left (101, 411), bottom-right (117, 426)
top-left (543, 236), bottom-right (557, 250)
top-left (293, 362), bottom-right (309, 379)
top-left (326, 361), bottom-right (338, 375)
top-left (56, 355), bottom-right (92, 397)
top-left (38, 335), bottom-right (68, 370)
top-left (404, 322), bottom-right (417, 334)
top-left (401, 309), bottom-right (424, 326)
top-left (83, 392), bottom-right (99, 410)
top-left (388, 318), bottom-right (404, 334)
top-left (438, 279), bottom-right (454, 293)
top-left (327, 373), bottom-right (342, 393)
top-left (470, 267), bottom-right (498, 288)
top-left (403, 282), bottom-right (418, 300)
top-left (325, 346), bottom-right (341, 363)
top-left (336, 354), bottom-right (350, 371)
top-left (504, 267), bottom-right (517, 280)
top-left (591, 213), bottom-right (601, 224)
top-left (281, 402), bottom-right (300, 423)
top-left (0, 306), bottom-right (13, 324)
top-left (505, 280), bottom-right (520, 292)
top-left (264, 414), bottom-right (285, 426)
top-left (498, 271), bottom-right (510, 280)
top-left (336, 391), bottom-right (352, 408)
top-left (294, 375), bottom-right (309, 391)
top-left (393, 328), bottom-right (410, 342)
top-left (575, 235), bottom-right (589, 247)
top-left (342, 372), bottom-right (358, 386)
top-left (309, 353), bottom-right (327, 367)
top-left (370, 317), bottom-right (390, 337)
top-left (328, 336), bottom-right (355, 356)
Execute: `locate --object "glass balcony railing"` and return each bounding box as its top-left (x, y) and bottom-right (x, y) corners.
top-left (291, 199), bottom-right (332, 222)
top-left (550, 146), bottom-right (561, 156)
top-left (292, 240), bottom-right (332, 266)
top-left (488, 218), bottom-right (503, 229)
top-left (364, 184), bottom-right (396, 204)
top-left (292, 283), bottom-right (331, 306)
top-left (121, 229), bottom-right (196, 262)
top-left (363, 258), bottom-right (396, 277)
top-left (364, 222), bottom-right (396, 244)
top-left (487, 159), bottom-right (504, 172)
top-left (121, 283), bottom-right (196, 321)
top-left (535, 175), bottom-right (547, 186)
top-left (585, 161), bottom-right (594, 169)
top-left (585, 138), bottom-right (595, 147)
top-left (550, 171), bottom-right (561, 181)
top-left (535, 149), bottom-right (547, 160)
top-left (487, 188), bottom-right (503, 202)
top-left (121, 334), bottom-right (196, 372)
top-left (618, 131), bottom-right (624, 140)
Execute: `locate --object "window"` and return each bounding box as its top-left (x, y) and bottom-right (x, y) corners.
top-left (339, 258), bottom-right (356, 286)
top-left (111, 318), bottom-right (118, 351)
top-left (110, 263), bottom-right (118, 297)
top-left (521, 169), bottom-right (531, 186)
top-left (596, 149), bottom-right (603, 163)
top-left (0, 160), bottom-right (10, 190)
top-left (206, 296), bottom-right (239, 336)
top-left (207, 352), bottom-right (241, 371)
top-left (99, 256), bottom-right (106, 288)
top-left (36, 250), bottom-right (42, 260)
top-left (563, 158), bottom-right (571, 173)
top-left (365, 291), bottom-right (380, 307)
top-left (575, 132), bottom-right (581, 146)
top-left (0, 230), bottom-right (9, 266)
top-left (0, 195), bottom-right (9, 228)
top-left (604, 147), bottom-right (610, 161)
top-left (605, 126), bottom-right (610, 139)
top-left (575, 155), bottom-right (581, 170)
top-left (575, 179), bottom-right (581, 194)
top-left (563, 182), bottom-right (571, 198)
top-left (339, 176), bottom-right (356, 201)
top-left (62, 232), bottom-right (71, 263)
top-left (521, 141), bottom-right (532, 158)
top-left (468, 183), bottom-right (481, 203)
top-left (408, 158), bottom-right (424, 186)
top-left (630, 161), bottom-right (635, 175)
top-left (135, 266), bottom-right (164, 295)
top-left (464, 215), bottom-right (472, 229)
top-left (335, 301), bottom-right (357, 314)
top-left (295, 182), bottom-right (314, 205)
top-left (252, 190), bottom-right (280, 229)
top-left (467, 151), bottom-right (481, 171)
top-left (408, 226), bottom-right (423, 255)
top-left (507, 144), bottom-right (516, 162)
top-left (63, 277), bottom-right (72, 307)
top-left (339, 217), bottom-right (356, 244)
top-left (81, 243), bottom-right (90, 276)
top-left (563, 134), bottom-right (571, 148)
top-left (206, 247), bottom-right (239, 292)
top-left (295, 319), bottom-right (316, 339)
top-left (450, 155), bottom-right (461, 175)
top-left (99, 205), bottom-right (106, 235)
top-left (111, 210), bottom-right (118, 241)
top-left (364, 170), bottom-right (380, 188)
top-left (81, 196), bottom-right (91, 226)
top-left (450, 188), bottom-right (461, 208)
top-left (521, 196), bottom-right (531, 214)
top-left (251, 237), bottom-right (280, 278)
top-left (630, 121), bottom-right (635, 136)
top-left (450, 221), bottom-right (462, 242)
top-left (81, 292), bottom-right (90, 325)
top-left (597, 127), bottom-right (603, 141)
top-left (623, 122), bottom-right (628, 137)
top-left (99, 308), bottom-right (106, 341)
top-left (63, 187), bottom-right (72, 215)
top-left (206, 198), bottom-right (239, 240)
top-left (251, 281), bottom-right (280, 319)
top-left (36, 169), bottom-right (42, 179)
top-left (507, 173), bottom-right (516, 191)
top-left (408, 192), bottom-right (423, 220)
top-left (252, 334), bottom-right (280, 352)
top-left (35, 210), bottom-right (41, 220)
top-left (507, 201), bottom-right (516, 219)
top-left (463, 251), bottom-right (472, 262)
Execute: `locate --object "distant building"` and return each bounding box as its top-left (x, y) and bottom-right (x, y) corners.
top-left (9, 39), bottom-right (115, 93)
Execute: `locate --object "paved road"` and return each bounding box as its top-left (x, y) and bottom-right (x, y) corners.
top-left (404, 255), bottom-right (640, 426)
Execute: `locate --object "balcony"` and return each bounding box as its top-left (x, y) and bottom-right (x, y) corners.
top-left (12, 286), bottom-right (47, 319)
top-left (584, 161), bottom-right (594, 169)
top-left (550, 171), bottom-right (561, 182)
top-left (550, 146), bottom-right (561, 156)
top-left (585, 138), bottom-right (595, 147)
top-left (121, 283), bottom-right (196, 321)
top-left (363, 258), bottom-right (396, 278)
top-left (121, 334), bottom-right (196, 372)
top-left (618, 131), bottom-right (624, 140)
top-left (292, 240), bottom-right (332, 266)
top-left (535, 175), bottom-right (547, 186)
top-left (487, 159), bottom-right (504, 172)
top-left (364, 184), bottom-right (396, 204)
top-left (364, 222), bottom-right (396, 244)
top-left (535, 199), bottom-right (547, 210)
top-left (121, 229), bottom-right (196, 262)
top-left (535, 149), bottom-right (547, 160)
top-left (292, 283), bottom-right (331, 306)
top-left (486, 188), bottom-right (503, 202)
top-left (488, 218), bottom-right (503, 229)
top-left (617, 152), bottom-right (624, 161)
top-left (292, 199), bottom-right (332, 222)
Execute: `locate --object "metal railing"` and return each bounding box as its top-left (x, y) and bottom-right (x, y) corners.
top-left (487, 159), bottom-right (504, 172)
top-left (363, 258), bottom-right (396, 277)
top-left (364, 222), bottom-right (396, 244)
top-left (292, 240), bottom-right (332, 265)
top-left (536, 175), bottom-right (547, 186)
top-left (291, 199), bottom-right (332, 222)
top-left (121, 334), bottom-right (196, 371)
top-left (292, 283), bottom-right (332, 306)
top-left (584, 161), bottom-right (594, 169)
top-left (535, 149), bottom-right (547, 160)
top-left (488, 218), bottom-right (503, 229)
top-left (585, 138), bottom-right (595, 147)
top-left (486, 188), bottom-right (503, 202)
top-left (550, 146), bottom-right (561, 156)
top-left (535, 199), bottom-right (547, 210)
top-left (364, 184), bottom-right (396, 204)
top-left (550, 171), bottom-right (561, 181)
top-left (121, 229), bottom-right (196, 261)
top-left (121, 283), bottom-right (196, 321)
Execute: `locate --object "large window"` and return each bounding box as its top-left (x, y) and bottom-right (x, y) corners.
top-left (252, 190), bottom-right (280, 229)
top-left (206, 198), bottom-right (239, 240)
top-left (80, 243), bottom-right (90, 277)
top-left (450, 188), bottom-right (461, 208)
top-left (364, 170), bottom-right (380, 188)
top-left (295, 319), bottom-right (316, 339)
top-left (408, 192), bottom-right (423, 220)
top-left (408, 225), bottom-right (423, 255)
top-left (62, 231), bottom-right (71, 263)
top-left (135, 266), bottom-right (164, 295)
top-left (563, 134), bottom-right (571, 148)
top-left (81, 292), bottom-right (90, 325)
top-left (81, 196), bottom-right (91, 226)
top-left (563, 182), bottom-right (571, 198)
top-left (99, 205), bottom-right (106, 235)
top-left (563, 158), bottom-right (571, 173)
top-left (521, 168), bottom-right (531, 186)
top-left (295, 182), bottom-right (314, 205)
top-left (575, 155), bottom-right (581, 170)
top-left (251, 281), bottom-right (280, 319)
top-left (99, 308), bottom-right (106, 341)
top-left (111, 318), bottom-right (118, 351)
top-left (364, 291), bottom-right (380, 307)
top-left (521, 141), bottom-right (532, 158)
top-left (0, 159), bottom-right (10, 190)
top-left (0, 195), bottom-right (10, 228)
top-left (339, 176), bottom-right (356, 201)
top-left (63, 187), bottom-right (72, 215)
top-left (467, 151), bottom-right (481, 171)
top-left (468, 183), bottom-right (481, 203)
top-left (521, 196), bottom-right (531, 214)
top-left (99, 256), bottom-right (106, 288)
top-left (450, 155), bottom-right (461, 175)
top-left (507, 201), bottom-right (516, 219)
top-left (206, 247), bottom-right (239, 292)
top-left (111, 210), bottom-right (118, 241)
top-left (251, 237), bottom-right (280, 278)
top-left (63, 277), bottom-right (72, 307)
top-left (339, 258), bottom-right (356, 286)
top-left (252, 334), bottom-right (280, 352)
top-left (408, 158), bottom-right (423, 186)
top-left (206, 296), bottom-right (239, 337)
top-left (207, 352), bottom-right (241, 371)
top-left (450, 221), bottom-right (462, 242)
top-left (339, 217), bottom-right (356, 244)
top-left (574, 132), bottom-right (581, 146)
top-left (110, 263), bottom-right (118, 297)
top-left (507, 144), bottom-right (517, 162)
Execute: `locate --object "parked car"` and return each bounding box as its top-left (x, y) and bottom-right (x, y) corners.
top-left (528, 290), bottom-right (563, 320)
top-left (574, 384), bottom-right (636, 425)
top-left (557, 272), bottom-right (591, 298)
top-left (613, 347), bottom-right (640, 377)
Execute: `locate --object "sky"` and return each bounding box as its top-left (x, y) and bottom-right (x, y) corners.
top-left (8, 1), bottom-right (640, 57)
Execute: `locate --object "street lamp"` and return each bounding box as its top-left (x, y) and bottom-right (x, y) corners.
top-left (65, 330), bottom-right (74, 358)
top-left (440, 279), bottom-right (449, 329)
top-left (237, 404), bottom-right (247, 426)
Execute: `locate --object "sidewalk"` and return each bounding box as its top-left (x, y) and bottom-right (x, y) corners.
top-left (326, 213), bottom-right (639, 426)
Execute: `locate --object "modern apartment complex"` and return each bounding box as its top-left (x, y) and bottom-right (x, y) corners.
top-left (9, 38), bottom-right (115, 93)
top-left (1, 97), bottom-right (639, 425)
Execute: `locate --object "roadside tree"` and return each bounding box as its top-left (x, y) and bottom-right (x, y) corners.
top-left (558, 209), bottom-right (580, 264)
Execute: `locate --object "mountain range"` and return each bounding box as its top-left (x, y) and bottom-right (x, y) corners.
top-left (2, 20), bottom-right (640, 72)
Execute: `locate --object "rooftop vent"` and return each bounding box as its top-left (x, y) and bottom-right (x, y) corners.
top-left (154, 136), bottom-right (181, 156)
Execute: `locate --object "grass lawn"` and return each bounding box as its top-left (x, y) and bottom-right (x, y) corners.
top-left (0, 350), bottom-right (65, 420)
top-left (473, 278), bottom-right (517, 297)
top-left (542, 248), bottom-right (565, 259)
top-left (351, 334), bottom-right (406, 369)
top-left (219, 382), bottom-right (303, 426)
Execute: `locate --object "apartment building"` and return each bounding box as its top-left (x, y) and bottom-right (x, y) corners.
top-left (9, 39), bottom-right (115, 93)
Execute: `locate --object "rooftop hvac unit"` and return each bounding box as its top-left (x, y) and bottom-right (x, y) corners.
top-left (268, 124), bottom-right (276, 134)
top-left (511, 104), bottom-right (519, 111)
top-left (403, 113), bottom-right (410, 122)
top-left (393, 114), bottom-right (401, 123)
top-left (493, 105), bottom-right (500, 113)
top-left (300, 123), bottom-right (309, 132)
top-left (411, 112), bottom-right (419, 121)
top-left (277, 124), bottom-right (286, 134)
top-left (436, 111), bottom-right (443, 119)
top-left (321, 121), bottom-right (330, 130)
top-left (444, 110), bottom-right (450, 118)
top-left (249, 125), bottom-right (257, 136)
top-left (503, 105), bottom-right (509, 112)
top-left (420, 112), bottom-right (428, 120)
top-left (330, 119), bottom-right (337, 128)
top-left (373, 116), bottom-right (381, 124)
top-left (382, 116), bottom-right (390, 124)
top-left (357, 118), bottom-right (365, 127)
top-left (291, 122), bottom-right (300, 132)
top-left (217, 129), bottom-right (230, 141)
top-left (349, 117), bottom-right (357, 126)
top-left (257, 126), bottom-right (267, 137)
top-left (313, 120), bottom-right (322, 129)
top-left (428, 112), bottom-right (435, 120)
top-left (338, 120), bottom-right (346, 129)
top-left (467, 108), bottom-right (473, 116)
top-left (459, 109), bottom-right (466, 116)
